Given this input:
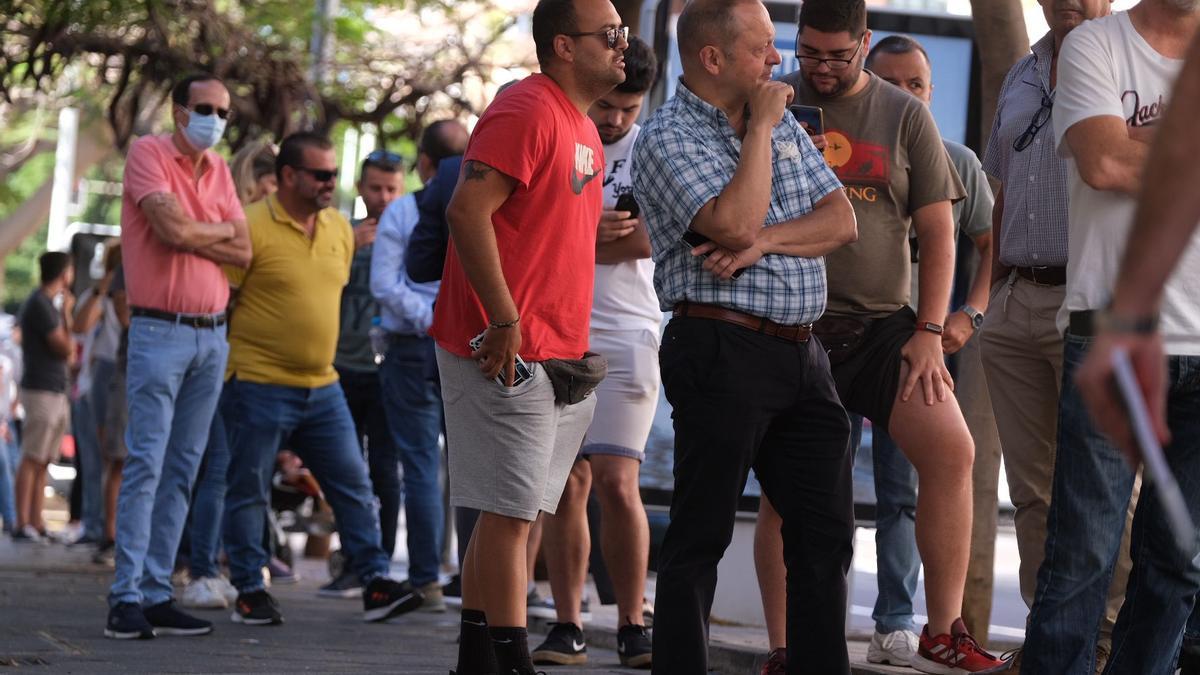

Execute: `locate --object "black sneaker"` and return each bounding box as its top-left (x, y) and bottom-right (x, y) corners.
top-left (443, 575), bottom-right (462, 607)
top-left (531, 622), bottom-right (587, 666)
top-left (317, 571), bottom-right (363, 599)
top-left (618, 622), bottom-right (652, 668)
top-left (104, 602), bottom-right (155, 640)
top-left (362, 577), bottom-right (423, 623)
top-left (142, 600), bottom-right (213, 636)
top-left (232, 590), bottom-right (283, 626)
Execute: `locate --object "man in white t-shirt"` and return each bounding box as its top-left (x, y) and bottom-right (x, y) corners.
top-left (1022, 2), bottom-right (1200, 673)
top-left (532, 36), bottom-right (658, 670)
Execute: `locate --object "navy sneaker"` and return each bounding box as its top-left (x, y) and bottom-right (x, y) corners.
top-left (104, 602), bottom-right (155, 640)
top-left (142, 600), bottom-right (213, 636)
top-left (532, 622), bottom-right (587, 666)
top-left (362, 577), bottom-right (423, 623)
top-left (232, 590), bottom-right (283, 626)
top-left (618, 622), bottom-right (652, 668)
top-left (317, 571), bottom-right (362, 599)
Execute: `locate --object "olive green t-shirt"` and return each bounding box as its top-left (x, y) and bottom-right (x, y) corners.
top-left (778, 72), bottom-right (965, 318)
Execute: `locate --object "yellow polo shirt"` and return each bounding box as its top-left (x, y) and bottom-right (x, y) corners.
top-left (225, 193), bottom-right (354, 388)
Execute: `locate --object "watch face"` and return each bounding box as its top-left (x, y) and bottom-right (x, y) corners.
top-left (972, 313), bottom-right (985, 329)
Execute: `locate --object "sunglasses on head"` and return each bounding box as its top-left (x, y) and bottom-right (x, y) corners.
top-left (292, 166), bottom-right (339, 182)
top-left (188, 103), bottom-right (232, 120)
top-left (366, 149), bottom-right (404, 166)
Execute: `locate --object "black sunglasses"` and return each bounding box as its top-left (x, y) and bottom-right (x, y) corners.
top-left (188, 103), bottom-right (232, 120)
top-left (563, 25), bottom-right (630, 50)
top-left (292, 166), bottom-right (339, 182)
top-left (1014, 94), bottom-right (1053, 152)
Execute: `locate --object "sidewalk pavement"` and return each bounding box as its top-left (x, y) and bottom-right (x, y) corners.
top-left (0, 535), bottom-right (912, 674)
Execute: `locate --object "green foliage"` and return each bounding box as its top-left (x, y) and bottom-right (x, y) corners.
top-left (3, 225), bottom-right (48, 314)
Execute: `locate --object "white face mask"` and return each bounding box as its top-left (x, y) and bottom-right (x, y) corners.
top-left (181, 108), bottom-right (227, 151)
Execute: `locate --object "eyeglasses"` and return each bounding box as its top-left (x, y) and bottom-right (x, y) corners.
top-left (366, 149), bottom-right (403, 166)
top-left (1014, 94), bottom-right (1054, 152)
top-left (292, 166), bottom-right (339, 182)
top-left (563, 25), bottom-right (630, 50)
top-left (796, 39), bottom-right (863, 71)
top-left (189, 103), bottom-right (232, 120)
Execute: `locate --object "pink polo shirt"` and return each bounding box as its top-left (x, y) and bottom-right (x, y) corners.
top-left (120, 134), bottom-right (244, 314)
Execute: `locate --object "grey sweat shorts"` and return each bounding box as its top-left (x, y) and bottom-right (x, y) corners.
top-left (436, 346), bottom-right (596, 521)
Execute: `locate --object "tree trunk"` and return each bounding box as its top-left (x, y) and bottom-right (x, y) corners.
top-left (0, 121), bottom-right (115, 256)
top-left (971, 0), bottom-right (1030, 152)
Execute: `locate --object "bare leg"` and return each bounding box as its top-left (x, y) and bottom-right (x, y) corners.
top-left (464, 511), bottom-right (534, 627)
top-left (30, 461), bottom-right (49, 531)
top-left (527, 515), bottom-right (544, 589)
top-left (590, 455), bottom-right (649, 627)
top-left (755, 497), bottom-right (788, 650)
top-left (887, 363), bottom-right (975, 637)
top-left (543, 460), bottom-right (591, 626)
top-left (103, 459), bottom-right (123, 541)
top-left (14, 457), bottom-right (37, 529)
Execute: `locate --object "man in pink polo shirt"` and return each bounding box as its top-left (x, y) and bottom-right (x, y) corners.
top-left (105, 73), bottom-right (251, 641)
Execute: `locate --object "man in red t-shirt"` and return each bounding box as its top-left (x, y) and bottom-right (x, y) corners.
top-left (429, 0), bottom-right (627, 672)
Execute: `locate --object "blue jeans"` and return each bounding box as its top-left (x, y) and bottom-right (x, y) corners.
top-left (0, 433), bottom-right (17, 531)
top-left (221, 379), bottom-right (389, 593)
top-left (72, 393), bottom-right (103, 541)
top-left (1024, 335), bottom-right (1200, 674)
top-left (337, 367), bottom-right (400, 558)
top-left (109, 317), bottom-right (228, 607)
top-left (870, 425), bottom-right (920, 634)
top-left (378, 335), bottom-right (444, 587)
top-left (188, 408), bottom-right (229, 579)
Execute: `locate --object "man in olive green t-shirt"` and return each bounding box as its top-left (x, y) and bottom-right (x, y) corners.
top-left (753, 1), bottom-right (1005, 673)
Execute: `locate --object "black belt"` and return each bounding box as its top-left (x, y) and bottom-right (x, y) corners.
top-left (1068, 310), bottom-right (1097, 337)
top-left (131, 306), bottom-right (226, 329)
top-left (1014, 266), bottom-right (1066, 286)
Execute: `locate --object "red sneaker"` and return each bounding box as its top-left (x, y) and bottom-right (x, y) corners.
top-left (911, 618), bottom-right (1006, 674)
top-left (760, 648), bottom-right (787, 675)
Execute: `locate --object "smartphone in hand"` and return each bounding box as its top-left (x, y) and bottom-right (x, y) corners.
top-left (681, 229), bottom-right (747, 279)
top-left (615, 192), bottom-right (640, 219)
top-left (789, 104), bottom-right (824, 135)
top-left (470, 331), bottom-right (533, 387)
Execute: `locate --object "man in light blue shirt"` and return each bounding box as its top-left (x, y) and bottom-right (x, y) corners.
top-left (369, 120), bottom-right (467, 611)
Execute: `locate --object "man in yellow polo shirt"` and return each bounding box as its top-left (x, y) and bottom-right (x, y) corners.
top-left (219, 132), bottom-right (422, 626)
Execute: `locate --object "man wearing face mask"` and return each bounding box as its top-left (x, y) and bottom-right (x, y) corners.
top-left (106, 73), bottom-right (251, 640)
top-left (219, 132), bottom-right (420, 628)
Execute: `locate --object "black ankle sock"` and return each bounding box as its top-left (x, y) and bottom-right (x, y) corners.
top-left (489, 625), bottom-right (533, 673)
top-left (457, 609), bottom-right (498, 674)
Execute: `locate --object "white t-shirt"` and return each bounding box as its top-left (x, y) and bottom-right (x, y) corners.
top-left (1054, 12), bottom-right (1200, 355)
top-left (590, 124), bottom-right (662, 333)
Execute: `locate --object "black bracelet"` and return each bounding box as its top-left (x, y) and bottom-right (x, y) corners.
top-left (488, 316), bottom-right (520, 329)
top-left (1098, 310), bottom-right (1159, 335)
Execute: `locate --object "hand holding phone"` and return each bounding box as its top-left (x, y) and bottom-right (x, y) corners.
top-left (789, 105), bottom-right (824, 136)
top-left (615, 192), bottom-right (640, 219)
top-left (470, 330), bottom-right (533, 387)
top-left (681, 229), bottom-right (747, 279)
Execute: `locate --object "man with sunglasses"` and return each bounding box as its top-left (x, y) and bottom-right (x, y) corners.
top-left (975, 4), bottom-right (1118, 669)
top-left (768, 1), bottom-right (1003, 672)
top-left (430, 0), bottom-right (625, 671)
top-left (317, 148), bottom-right (406, 600)
top-left (1020, 1), bottom-right (1200, 673)
top-left (219, 132), bottom-right (420, 627)
top-left (105, 73), bottom-right (251, 640)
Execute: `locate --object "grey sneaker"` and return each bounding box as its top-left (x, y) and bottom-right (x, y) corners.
top-left (417, 581), bottom-right (445, 612)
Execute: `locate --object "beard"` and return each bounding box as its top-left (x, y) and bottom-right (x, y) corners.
top-left (804, 64), bottom-right (861, 98)
top-left (1163, 0), bottom-right (1200, 11)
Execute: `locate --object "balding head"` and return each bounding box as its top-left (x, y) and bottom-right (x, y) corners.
top-left (678, 0), bottom-right (760, 66)
top-left (415, 119), bottom-right (470, 182)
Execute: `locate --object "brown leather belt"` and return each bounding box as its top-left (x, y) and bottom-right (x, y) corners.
top-left (1014, 266), bottom-right (1066, 286)
top-left (673, 302), bottom-right (811, 343)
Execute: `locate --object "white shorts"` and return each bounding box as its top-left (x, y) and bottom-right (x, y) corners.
top-left (580, 328), bottom-right (661, 462)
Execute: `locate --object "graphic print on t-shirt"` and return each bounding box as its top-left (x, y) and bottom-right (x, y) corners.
top-left (571, 142), bottom-right (602, 195)
top-left (1122, 90), bottom-right (1164, 127)
top-left (822, 129), bottom-right (890, 189)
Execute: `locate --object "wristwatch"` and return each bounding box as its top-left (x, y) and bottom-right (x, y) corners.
top-left (960, 305), bottom-right (985, 331)
top-left (917, 321), bottom-right (944, 335)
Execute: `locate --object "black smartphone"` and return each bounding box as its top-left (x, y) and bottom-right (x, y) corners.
top-left (681, 229), bottom-right (746, 279)
top-left (789, 104), bottom-right (824, 136)
top-left (615, 192), bottom-right (640, 219)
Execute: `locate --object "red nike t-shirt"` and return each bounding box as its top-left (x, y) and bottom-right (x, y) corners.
top-left (431, 74), bottom-right (605, 361)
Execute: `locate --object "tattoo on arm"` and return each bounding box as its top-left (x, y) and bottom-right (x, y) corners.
top-left (463, 161), bottom-right (494, 181)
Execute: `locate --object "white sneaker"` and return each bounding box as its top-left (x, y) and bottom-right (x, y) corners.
top-left (208, 576), bottom-right (238, 604)
top-left (867, 628), bottom-right (918, 666)
top-left (181, 577), bottom-right (229, 609)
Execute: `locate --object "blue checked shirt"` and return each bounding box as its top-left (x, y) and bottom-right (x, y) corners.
top-left (981, 33), bottom-right (1069, 267)
top-left (632, 81), bottom-right (843, 326)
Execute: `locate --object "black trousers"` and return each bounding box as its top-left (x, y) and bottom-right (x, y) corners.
top-left (651, 318), bottom-right (855, 675)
